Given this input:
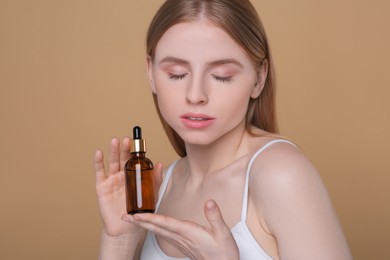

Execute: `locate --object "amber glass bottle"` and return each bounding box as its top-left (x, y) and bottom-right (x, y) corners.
top-left (124, 126), bottom-right (155, 214)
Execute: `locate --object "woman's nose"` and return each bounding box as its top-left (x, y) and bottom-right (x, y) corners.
top-left (185, 77), bottom-right (208, 105)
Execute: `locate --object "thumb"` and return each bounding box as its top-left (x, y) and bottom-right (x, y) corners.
top-left (204, 199), bottom-right (230, 236)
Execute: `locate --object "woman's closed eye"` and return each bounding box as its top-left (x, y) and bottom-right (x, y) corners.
top-left (167, 72), bottom-right (233, 83)
top-left (168, 73), bottom-right (187, 80)
top-left (213, 75), bottom-right (233, 83)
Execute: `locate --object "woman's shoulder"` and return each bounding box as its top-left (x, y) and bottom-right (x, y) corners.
top-left (248, 133), bottom-right (332, 228)
top-left (246, 129), bottom-right (301, 160)
top-left (247, 133), bottom-right (350, 258)
top-left (247, 131), bottom-right (325, 206)
top-left (248, 133), bottom-right (318, 187)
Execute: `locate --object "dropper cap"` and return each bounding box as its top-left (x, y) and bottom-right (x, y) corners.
top-left (132, 126), bottom-right (146, 153)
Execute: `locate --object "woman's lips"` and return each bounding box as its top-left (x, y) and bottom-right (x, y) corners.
top-left (180, 113), bottom-right (215, 129)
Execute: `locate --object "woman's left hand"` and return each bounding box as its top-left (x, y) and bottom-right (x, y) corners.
top-left (122, 199), bottom-right (239, 260)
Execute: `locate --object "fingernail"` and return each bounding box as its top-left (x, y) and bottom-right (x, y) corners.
top-left (206, 200), bottom-right (216, 211)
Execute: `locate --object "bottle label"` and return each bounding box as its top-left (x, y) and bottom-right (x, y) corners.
top-left (136, 164), bottom-right (142, 208)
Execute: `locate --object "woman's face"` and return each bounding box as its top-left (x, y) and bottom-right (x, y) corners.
top-left (147, 20), bottom-right (262, 146)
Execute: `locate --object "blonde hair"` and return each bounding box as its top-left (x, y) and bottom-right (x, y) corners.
top-left (147, 0), bottom-right (278, 157)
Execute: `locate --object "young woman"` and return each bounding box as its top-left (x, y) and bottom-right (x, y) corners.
top-left (94, 0), bottom-right (352, 259)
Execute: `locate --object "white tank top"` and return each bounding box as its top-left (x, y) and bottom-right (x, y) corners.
top-left (141, 139), bottom-right (295, 260)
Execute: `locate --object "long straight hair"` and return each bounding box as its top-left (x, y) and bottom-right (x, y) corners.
top-left (146, 0), bottom-right (278, 157)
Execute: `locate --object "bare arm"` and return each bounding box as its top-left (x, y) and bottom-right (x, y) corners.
top-left (251, 142), bottom-right (352, 259)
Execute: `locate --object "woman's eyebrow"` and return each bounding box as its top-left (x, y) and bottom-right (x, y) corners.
top-left (207, 59), bottom-right (243, 68)
top-left (159, 56), bottom-right (243, 68)
top-left (159, 56), bottom-right (189, 65)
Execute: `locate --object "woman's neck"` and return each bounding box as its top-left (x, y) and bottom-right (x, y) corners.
top-left (183, 123), bottom-right (251, 181)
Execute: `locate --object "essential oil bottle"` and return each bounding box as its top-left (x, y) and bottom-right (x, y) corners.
top-left (124, 126), bottom-right (155, 214)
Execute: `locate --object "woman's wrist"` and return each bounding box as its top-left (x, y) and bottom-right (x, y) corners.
top-left (99, 229), bottom-right (140, 260)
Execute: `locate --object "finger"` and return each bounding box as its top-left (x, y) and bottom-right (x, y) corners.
top-left (121, 214), bottom-right (135, 222)
top-left (131, 213), bottom-right (171, 229)
top-left (129, 214), bottom-right (209, 259)
top-left (132, 213), bottom-right (201, 236)
top-left (94, 149), bottom-right (106, 184)
top-left (120, 137), bottom-right (131, 170)
top-left (123, 214), bottom-right (166, 234)
top-left (204, 200), bottom-right (230, 237)
top-left (130, 216), bottom-right (188, 252)
top-left (108, 137), bottom-right (120, 175)
top-left (130, 214), bottom-right (195, 240)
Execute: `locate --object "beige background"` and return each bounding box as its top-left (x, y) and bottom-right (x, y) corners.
top-left (0, 0), bottom-right (389, 259)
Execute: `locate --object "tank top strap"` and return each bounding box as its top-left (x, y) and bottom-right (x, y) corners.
top-left (240, 139), bottom-right (297, 221)
top-left (155, 160), bottom-right (179, 211)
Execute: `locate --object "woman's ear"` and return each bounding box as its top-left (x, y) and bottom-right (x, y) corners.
top-left (146, 56), bottom-right (156, 94)
top-left (251, 59), bottom-right (268, 99)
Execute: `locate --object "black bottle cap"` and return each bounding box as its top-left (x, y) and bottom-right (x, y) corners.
top-left (133, 126), bottom-right (142, 139)
top-left (132, 126), bottom-right (146, 152)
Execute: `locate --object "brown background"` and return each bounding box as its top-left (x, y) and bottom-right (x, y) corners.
top-left (0, 0), bottom-right (389, 259)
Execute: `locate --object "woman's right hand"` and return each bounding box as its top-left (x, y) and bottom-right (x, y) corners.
top-left (94, 137), bottom-right (163, 237)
